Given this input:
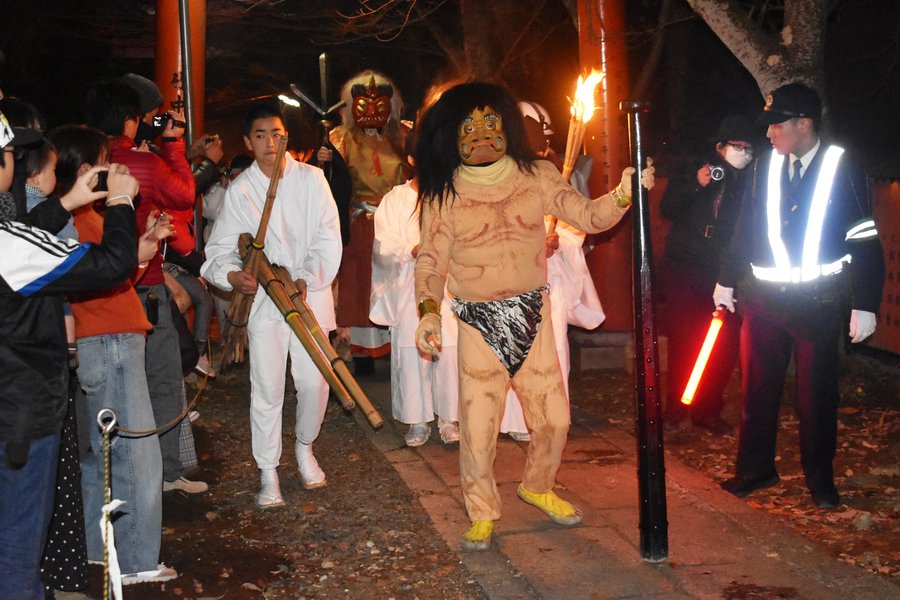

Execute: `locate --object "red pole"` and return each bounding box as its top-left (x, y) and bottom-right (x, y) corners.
top-left (154, 0), bottom-right (205, 137)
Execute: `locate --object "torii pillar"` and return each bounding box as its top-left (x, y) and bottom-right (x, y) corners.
top-left (154, 0), bottom-right (206, 140)
top-left (578, 0), bottom-right (633, 335)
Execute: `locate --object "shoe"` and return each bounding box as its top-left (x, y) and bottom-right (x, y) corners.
top-left (256, 468), bottom-right (286, 508)
top-left (296, 442), bottom-right (327, 490)
top-left (811, 488), bottom-right (840, 509)
top-left (163, 476), bottom-right (209, 494)
top-left (188, 410), bottom-right (200, 423)
top-left (508, 431), bottom-right (531, 442)
top-left (459, 520), bottom-right (493, 552)
top-left (437, 418), bottom-right (459, 444)
top-left (193, 354), bottom-right (216, 378)
top-left (121, 563), bottom-right (178, 585)
top-left (720, 473), bottom-right (780, 498)
top-left (516, 483), bottom-right (583, 526)
top-left (692, 415), bottom-right (734, 435)
top-left (404, 423), bottom-right (431, 447)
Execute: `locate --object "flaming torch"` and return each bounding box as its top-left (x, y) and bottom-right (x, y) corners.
top-left (561, 69), bottom-right (605, 183)
top-left (550, 69), bottom-right (605, 235)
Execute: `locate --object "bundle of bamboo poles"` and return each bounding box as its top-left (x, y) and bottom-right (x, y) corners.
top-left (218, 136), bottom-right (289, 369)
top-left (237, 234), bottom-right (383, 429)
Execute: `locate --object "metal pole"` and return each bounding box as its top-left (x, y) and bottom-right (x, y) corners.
top-left (177, 0), bottom-right (194, 143)
top-left (620, 99), bottom-right (668, 561)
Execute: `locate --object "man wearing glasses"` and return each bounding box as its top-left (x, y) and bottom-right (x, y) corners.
top-left (659, 115), bottom-right (759, 435)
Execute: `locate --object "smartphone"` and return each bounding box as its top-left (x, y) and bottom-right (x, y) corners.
top-left (95, 171), bottom-right (108, 192)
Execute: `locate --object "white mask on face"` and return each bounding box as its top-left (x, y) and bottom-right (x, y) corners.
top-left (724, 145), bottom-right (752, 170)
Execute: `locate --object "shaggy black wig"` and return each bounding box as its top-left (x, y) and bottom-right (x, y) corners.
top-left (414, 81), bottom-right (535, 209)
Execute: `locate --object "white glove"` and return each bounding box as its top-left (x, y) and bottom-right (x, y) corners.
top-left (849, 309), bottom-right (876, 343)
top-left (713, 283), bottom-right (735, 313)
top-left (618, 158), bottom-right (656, 199)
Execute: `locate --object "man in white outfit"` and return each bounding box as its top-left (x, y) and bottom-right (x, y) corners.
top-left (201, 102), bottom-right (342, 508)
top-left (370, 178), bottom-right (460, 446)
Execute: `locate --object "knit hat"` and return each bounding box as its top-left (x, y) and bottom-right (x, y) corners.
top-left (120, 73), bottom-right (163, 114)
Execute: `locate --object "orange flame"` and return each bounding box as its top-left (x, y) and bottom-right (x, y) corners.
top-left (570, 69), bottom-right (605, 123)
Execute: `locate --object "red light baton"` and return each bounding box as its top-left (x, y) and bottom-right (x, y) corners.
top-left (681, 306), bottom-right (728, 405)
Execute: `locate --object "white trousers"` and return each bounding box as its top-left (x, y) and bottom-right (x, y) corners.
top-left (248, 317), bottom-right (330, 470)
top-left (391, 338), bottom-right (459, 425)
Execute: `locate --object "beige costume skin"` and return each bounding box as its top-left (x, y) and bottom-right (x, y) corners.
top-left (415, 158), bottom-right (628, 521)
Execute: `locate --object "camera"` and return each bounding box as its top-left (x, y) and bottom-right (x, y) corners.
top-left (707, 164), bottom-right (725, 181)
top-left (152, 114), bottom-right (187, 130)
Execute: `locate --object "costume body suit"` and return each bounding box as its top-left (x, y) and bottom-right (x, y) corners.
top-left (500, 217), bottom-right (604, 434)
top-left (415, 158), bottom-right (628, 521)
top-left (330, 71), bottom-right (407, 357)
top-left (370, 181), bottom-right (459, 426)
top-left (201, 155), bottom-right (342, 469)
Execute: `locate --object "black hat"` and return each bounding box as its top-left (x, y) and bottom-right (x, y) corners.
top-left (0, 112), bottom-right (42, 149)
top-left (757, 82), bottom-right (822, 125)
top-left (712, 115), bottom-right (757, 143)
top-left (120, 73), bottom-right (164, 115)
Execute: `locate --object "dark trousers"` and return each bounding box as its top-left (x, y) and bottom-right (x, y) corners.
top-left (736, 304), bottom-right (842, 493)
top-left (664, 283), bottom-right (740, 422)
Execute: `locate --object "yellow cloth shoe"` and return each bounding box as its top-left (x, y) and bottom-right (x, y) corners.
top-left (517, 483), bottom-right (583, 526)
top-left (459, 520), bottom-right (493, 552)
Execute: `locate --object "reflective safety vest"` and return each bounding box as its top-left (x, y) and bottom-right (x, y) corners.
top-left (751, 145), bottom-right (877, 283)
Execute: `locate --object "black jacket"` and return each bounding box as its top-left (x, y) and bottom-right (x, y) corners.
top-left (660, 155), bottom-right (748, 289)
top-left (0, 203), bottom-right (137, 444)
top-left (720, 145), bottom-right (884, 314)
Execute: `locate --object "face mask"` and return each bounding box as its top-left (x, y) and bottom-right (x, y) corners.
top-left (724, 145), bottom-right (752, 170)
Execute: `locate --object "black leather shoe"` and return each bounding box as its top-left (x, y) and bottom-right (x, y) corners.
top-left (692, 415), bottom-right (735, 436)
top-left (811, 488), bottom-right (840, 509)
top-left (720, 473), bottom-right (780, 497)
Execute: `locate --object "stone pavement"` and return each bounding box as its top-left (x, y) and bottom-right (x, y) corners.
top-left (355, 362), bottom-right (900, 600)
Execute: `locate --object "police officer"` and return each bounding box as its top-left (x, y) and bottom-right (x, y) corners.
top-left (714, 82), bottom-right (884, 509)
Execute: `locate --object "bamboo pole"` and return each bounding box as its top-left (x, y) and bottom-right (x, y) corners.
top-left (271, 265), bottom-right (384, 429)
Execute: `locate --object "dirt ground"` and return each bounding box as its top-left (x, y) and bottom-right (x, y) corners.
top-left (75, 346), bottom-right (897, 598)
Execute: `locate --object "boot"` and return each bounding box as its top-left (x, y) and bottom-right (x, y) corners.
top-left (256, 468), bottom-right (286, 509)
top-left (296, 441), bottom-right (327, 490)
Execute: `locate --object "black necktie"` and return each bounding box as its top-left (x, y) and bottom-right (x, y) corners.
top-left (789, 159), bottom-right (802, 194)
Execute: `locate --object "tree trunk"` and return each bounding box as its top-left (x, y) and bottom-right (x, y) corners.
top-left (684, 0), bottom-right (826, 97)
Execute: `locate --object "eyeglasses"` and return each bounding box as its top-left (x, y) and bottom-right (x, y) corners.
top-left (727, 142), bottom-right (753, 154)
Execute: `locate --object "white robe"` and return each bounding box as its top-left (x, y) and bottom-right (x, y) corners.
top-left (370, 181), bottom-right (459, 424)
top-left (500, 218), bottom-right (605, 434)
top-left (201, 155), bottom-right (342, 468)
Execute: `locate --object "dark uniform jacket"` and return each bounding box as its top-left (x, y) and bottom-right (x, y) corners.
top-left (0, 202), bottom-right (137, 446)
top-left (720, 144), bottom-right (884, 315)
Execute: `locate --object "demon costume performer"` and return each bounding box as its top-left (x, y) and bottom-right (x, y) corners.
top-left (202, 103), bottom-right (342, 508)
top-left (413, 82), bottom-right (643, 551)
top-left (329, 71), bottom-right (408, 362)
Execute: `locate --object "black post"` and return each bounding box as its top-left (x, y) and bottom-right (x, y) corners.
top-left (620, 100), bottom-right (668, 561)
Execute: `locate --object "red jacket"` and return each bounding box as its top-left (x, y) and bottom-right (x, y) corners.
top-left (108, 136), bottom-right (195, 286)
